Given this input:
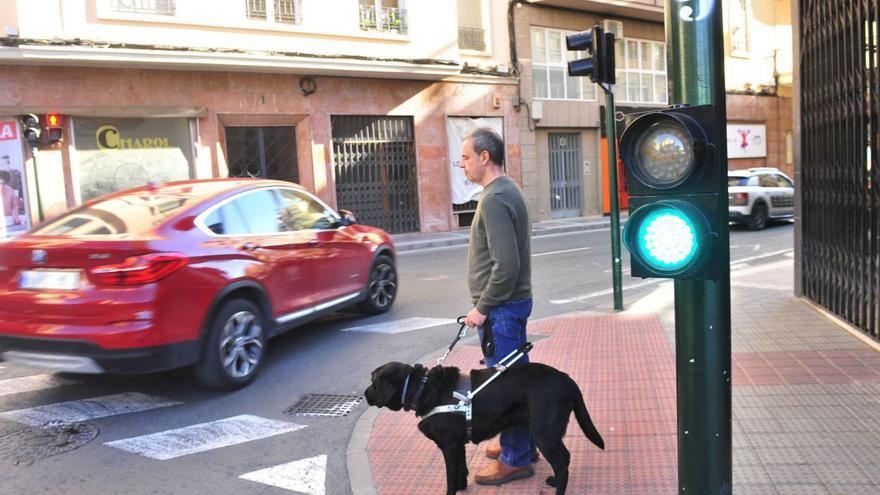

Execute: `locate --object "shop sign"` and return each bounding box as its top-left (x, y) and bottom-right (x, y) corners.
top-left (446, 117), bottom-right (504, 205)
top-left (727, 124), bottom-right (767, 159)
top-left (0, 118), bottom-right (32, 238)
top-left (74, 118), bottom-right (193, 201)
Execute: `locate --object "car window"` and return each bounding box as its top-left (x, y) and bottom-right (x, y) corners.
top-left (758, 174), bottom-right (778, 187)
top-left (277, 189), bottom-right (337, 231)
top-left (776, 175), bottom-right (794, 188)
top-left (204, 201), bottom-right (249, 235)
top-left (728, 176), bottom-right (748, 187)
top-left (232, 189), bottom-right (283, 234)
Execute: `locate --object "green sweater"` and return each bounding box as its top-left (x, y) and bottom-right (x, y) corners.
top-left (467, 175), bottom-right (532, 315)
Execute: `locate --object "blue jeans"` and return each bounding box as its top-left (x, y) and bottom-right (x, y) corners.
top-left (479, 298), bottom-right (535, 468)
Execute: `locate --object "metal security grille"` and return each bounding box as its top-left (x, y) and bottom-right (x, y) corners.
top-left (225, 126), bottom-right (299, 182)
top-left (284, 394), bottom-right (363, 417)
top-left (800, 0), bottom-right (880, 340)
top-left (549, 133), bottom-right (582, 218)
top-left (332, 116), bottom-right (419, 233)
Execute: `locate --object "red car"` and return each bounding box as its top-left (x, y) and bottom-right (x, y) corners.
top-left (0, 179), bottom-right (397, 389)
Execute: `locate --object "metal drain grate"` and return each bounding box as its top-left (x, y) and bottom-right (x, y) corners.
top-left (285, 394), bottom-right (363, 417)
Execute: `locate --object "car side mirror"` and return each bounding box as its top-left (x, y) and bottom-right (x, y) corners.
top-left (338, 209), bottom-right (357, 226)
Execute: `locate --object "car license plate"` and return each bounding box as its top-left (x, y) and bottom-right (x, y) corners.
top-left (19, 270), bottom-right (81, 291)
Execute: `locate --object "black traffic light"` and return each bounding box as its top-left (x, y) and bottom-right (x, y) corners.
top-left (22, 114), bottom-right (40, 147)
top-left (45, 112), bottom-right (63, 143)
top-left (619, 104), bottom-right (723, 280)
top-left (566, 25), bottom-right (615, 84)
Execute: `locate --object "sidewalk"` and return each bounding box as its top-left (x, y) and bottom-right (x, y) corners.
top-left (349, 219), bottom-right (880, 494)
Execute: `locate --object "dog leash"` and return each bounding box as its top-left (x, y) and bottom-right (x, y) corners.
top-left (434, 316), bottom-right (471, 367)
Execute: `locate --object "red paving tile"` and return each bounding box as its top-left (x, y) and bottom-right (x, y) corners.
top-left (366, 315), bottom-right (880, 493)
top-left (367, 314), bottom-right (679, 494)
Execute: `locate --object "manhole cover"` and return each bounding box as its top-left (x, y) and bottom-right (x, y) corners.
top-left (0, 422), bottom-right (98, 466)
top-left (285, 394), bottom-right (363, 417)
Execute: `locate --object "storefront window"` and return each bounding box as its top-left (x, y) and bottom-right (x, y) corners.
top-left (74, 118), bottom-right (194, 201)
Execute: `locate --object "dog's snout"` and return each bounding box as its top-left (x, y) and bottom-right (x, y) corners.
top-left (364, 385), bottom-right (376, 406)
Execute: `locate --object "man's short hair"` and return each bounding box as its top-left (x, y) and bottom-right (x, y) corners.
top-left (466, 127), bottom-right (504, 167)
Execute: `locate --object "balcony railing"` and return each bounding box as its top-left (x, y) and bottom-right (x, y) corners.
top-left (359, 6), bottom-right (407, 35)
top-left (246, 0), bottom-right (300, 24)
top-left (109, 0), bottom-right (175, 16)
top-left (458, 26), bottom-right (485, 51)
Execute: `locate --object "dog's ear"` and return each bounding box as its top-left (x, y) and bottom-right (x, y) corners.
top-left (427, 365), bottom-right (461, 389)
top-left (373, 362), bottom-right (411, 409)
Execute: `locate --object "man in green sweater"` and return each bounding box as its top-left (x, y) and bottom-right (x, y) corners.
top-left (461, 127), bottom-right (536, 486)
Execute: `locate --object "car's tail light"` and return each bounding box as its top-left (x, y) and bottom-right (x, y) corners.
top-left (729, 192), bottom-right (748, 206)
top-left (88, 253), bottom-right (188, 286)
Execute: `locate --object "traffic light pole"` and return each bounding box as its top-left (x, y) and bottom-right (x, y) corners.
top-left (29, 147), bottom-right (44, 222)
top-left (602, 84), bottom-right (624, 311)
top-left (666, 1), bottom-right (732, 493)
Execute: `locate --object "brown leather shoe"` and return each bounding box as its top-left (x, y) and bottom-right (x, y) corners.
top-left (485, 441), bottom-right (502, 459)
top-left (474, 460), bottom-right (534, 486)
top-left (485, 441), bottom-right (539, 462)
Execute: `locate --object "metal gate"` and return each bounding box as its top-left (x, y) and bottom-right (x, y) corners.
top-left (799, 0), bottom-right (880, 340)
top-left (225, 126), bottom-right (299, 182)
top-left (549, 133), bottom-right (582, 218)
top-left (331, 116), bottom-right (419, 233)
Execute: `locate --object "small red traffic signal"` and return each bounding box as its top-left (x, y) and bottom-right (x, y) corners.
top-left (45, 112), bottom-right (63, 143)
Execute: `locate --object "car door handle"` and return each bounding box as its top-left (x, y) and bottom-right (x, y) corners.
top-left (308, 239), bottom-right (320, 246)
top-left (240, 242), bottom-right (260, 251)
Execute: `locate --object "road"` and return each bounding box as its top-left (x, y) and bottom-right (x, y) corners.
top-left (0, 221), bottom-right (793, 495)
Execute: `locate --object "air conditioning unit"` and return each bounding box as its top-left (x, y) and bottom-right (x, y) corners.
top-left (602, 19), bottom-right (623, 39)
top-left (531, 100), bottom-right (543, 121)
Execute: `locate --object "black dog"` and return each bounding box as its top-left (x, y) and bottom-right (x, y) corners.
top-left (364, 361), bottom-right (604, 495)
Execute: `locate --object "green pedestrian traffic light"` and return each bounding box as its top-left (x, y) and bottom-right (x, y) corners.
top-left (620, 104), bottom-right (723, 280)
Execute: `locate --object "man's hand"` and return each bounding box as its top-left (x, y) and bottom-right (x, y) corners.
top-left (464, 307), bottom-right (486, 328)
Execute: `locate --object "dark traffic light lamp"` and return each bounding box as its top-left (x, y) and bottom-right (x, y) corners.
top-left (620, 104), bottom-right (722, 280)
top-left (566, 25), bottom-right (615, 84)
top-left (22, 114), bottom-right (41, 147)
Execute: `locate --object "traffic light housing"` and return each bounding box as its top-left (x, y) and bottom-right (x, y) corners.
top-left (566, 25), bottom-right (615, 84)
top-left (45, 112), bottom-right (63, 143)
top-left (620, 104), bottom-right (723, 280)
top-left (22, 114), bottom-right (40, 147)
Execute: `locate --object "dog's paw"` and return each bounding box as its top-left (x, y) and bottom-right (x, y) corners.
top-left (545, 475), bottom-right (557, 487)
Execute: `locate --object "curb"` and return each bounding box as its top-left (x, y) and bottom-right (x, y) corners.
top-left (393, 217), bottom-right (622, 252)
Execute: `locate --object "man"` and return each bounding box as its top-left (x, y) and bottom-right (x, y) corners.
top-left (461, 127), bottom-right (535, 486)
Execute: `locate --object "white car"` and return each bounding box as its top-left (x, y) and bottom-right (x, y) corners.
top-left (728, 168), bottom-right (794, 230)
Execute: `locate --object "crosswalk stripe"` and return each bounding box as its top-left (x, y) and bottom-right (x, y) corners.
top-left (105, 414), bottom-right (306, 460)
top-left (0, 374), bottom-right (78, 398)
top-left (342, 317), bottom-right (454, 334)
top-left (0, 392), bottom-right (180, 426)
top-left (240, 455), bottom-right (327, 495)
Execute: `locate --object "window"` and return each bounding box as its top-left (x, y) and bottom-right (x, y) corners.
top-left (458, 0), bottom-right (485, 51)
top-left (758, 174), bottom-right (778, 187)
top-left (360, 0), bottom-right (406, 34)
top-left (531, 27), bottom-right (596, 101)
top-left (204, 202), bottom-right (250, 236)
top-left (235, 190), bottom-right (283, 234)
top-left (615, 38), bottom-right (667, 105)
top-left (277, 189), bottom-right (337, 231)
top-left (109, 0), bottom-right (175, 16)
top-left (246, 0), bottom-right (301, 25)
top-left (775, 175), bottom-right (793, 188)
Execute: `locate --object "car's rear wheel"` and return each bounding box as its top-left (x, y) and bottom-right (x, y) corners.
top-left (358, 255), bottom-right (397, 314)
top-left (195, 298), bottom-right (266, 389)
top-left (748, 202), bottom-right (768, 230)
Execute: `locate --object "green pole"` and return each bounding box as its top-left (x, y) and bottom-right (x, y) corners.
top-left (604, 86), bottom-right (624, 311)
top-left (666, 1), bottom-right (732, 493)
top-left (30, 146), bottom-right (44, 222)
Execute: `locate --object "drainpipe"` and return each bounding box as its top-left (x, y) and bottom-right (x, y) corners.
top-left (508, 0), bottom-right (534, 129)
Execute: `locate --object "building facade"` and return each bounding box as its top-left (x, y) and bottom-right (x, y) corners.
top-left (724, 0), bottom-right (793, 177)
top-left (0, 0), bottom-right (519, 235)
